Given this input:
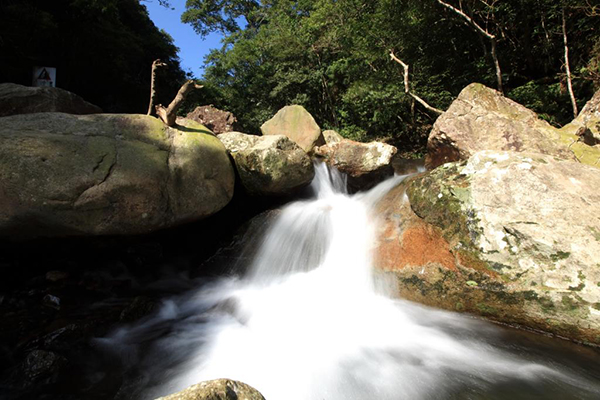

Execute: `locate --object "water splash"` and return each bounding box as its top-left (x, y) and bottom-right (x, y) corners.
top-left (103, 162), bottom-right (600, 400)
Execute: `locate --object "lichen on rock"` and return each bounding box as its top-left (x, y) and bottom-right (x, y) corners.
top-left (376, 150), bottom-right (600, 345)
top-left (426, 83), bottom-right (600, 169)
top-left (219, 131), bottom-right (314, 196)
top-left (0, 113), bottom-right (235, 238)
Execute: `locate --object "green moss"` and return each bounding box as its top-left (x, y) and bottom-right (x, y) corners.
top-left (400, 275), bottom-right (428, 296)
top-left (455, 302), bottom-right (464, 311)
top-left (406, 166), bottom-right (475, 247)
top-left (522, 290), bottom-right (539, 300)
top-left (490, 262), bottom-right (511, 272)
top-left (174, 118), bottom-right (213, 135)
top-left (550, 251), bottom-right (571, 262)
top-left (538, 296), bottom-right (556, 313)
top-left (476, 303), bottom-right (499, 316)
top-left (456, 249), bottom-right (497, 277)
top-left (567, 271), bottom-right (586, 291)
top-left (561, 295), bottom-right (580, 312)
top-left (556, 127), bottom-right (600, 167)
top-left (568, 282), bottom-right (585, 291)
top-left (589, 227), bottom-right (600, 242)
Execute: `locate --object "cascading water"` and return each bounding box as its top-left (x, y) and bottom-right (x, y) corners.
top-left (103, 163), bottom-right (600, 400)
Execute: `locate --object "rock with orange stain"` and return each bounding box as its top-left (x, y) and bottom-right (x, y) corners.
top-left (374, 151), bottom-right (600, 345)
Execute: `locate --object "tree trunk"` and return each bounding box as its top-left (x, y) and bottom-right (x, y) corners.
top-left (562, 9), bottom-right (578, 118)
top-left (435, 0), bottom-right (503, 93)
top-left (147, 59), bottom-right (167, 116)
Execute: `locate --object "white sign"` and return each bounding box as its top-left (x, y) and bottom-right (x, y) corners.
top-left (32, 66), bottom-right (57, 87)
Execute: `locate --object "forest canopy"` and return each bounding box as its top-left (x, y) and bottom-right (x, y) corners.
top-left (0, 0), bottom-right (187, 113)
top-left (1, 0), bottom-right (599, 151)
top-left (184, 0), bottom-right (600, 151)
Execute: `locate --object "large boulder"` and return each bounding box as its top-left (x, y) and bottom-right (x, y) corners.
top-left (260, 105), bottom-right (324, 153)
top-left (218, 131), bottom-right (314, 196)
top-left (0, 83), bottom-right (102, 117)
top-left (156, 379), bottom-right (265, 400)
top-left (0, 113), bottom-right (235, 238)
top-left (185, 105), bottom-right (237, 135)
top-left (314, 139), bottom-right (397, 191)
top-left (426, 83), bottom-right (600, 168)
top-left (375, 151), bottom-right (600, 345)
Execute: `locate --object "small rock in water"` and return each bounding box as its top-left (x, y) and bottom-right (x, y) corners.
top-left (42, 294), bottom-right (61, 310)
top-left (156, 379), bottom-right (265, 400)
top-left (23, 350), bottom-right (67, 383)
top-left (45, 270), bottom-right (69, 282)
top-left (120, 296), bottom-right (157, 322)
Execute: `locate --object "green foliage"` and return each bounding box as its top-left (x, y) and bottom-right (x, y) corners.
top-left (182, 0), bottom-right (260, 36)
top-left (183, 0), bottom-right (600, 151)
top-left (508, 80), bottom-right (591, 126)
top-left (0, 0), bottom-right (187, 113)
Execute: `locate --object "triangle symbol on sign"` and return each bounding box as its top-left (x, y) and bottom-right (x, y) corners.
top-left (38, 68), bottom-right (51, 81)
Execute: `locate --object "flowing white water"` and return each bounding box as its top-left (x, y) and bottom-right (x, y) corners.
top-left (103, 163), bottom-right (600, 400)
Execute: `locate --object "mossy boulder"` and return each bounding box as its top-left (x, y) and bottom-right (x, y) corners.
top-left (0, 113), bottom-right (234, 238)
top-left (218, 131), bottom-right (314, 196)
top-left (260, 105), bottom-right (324, 153)
top-left (0, 83), bottom-right (102, 117)
top-left (426, 83), bottom-right (600, 169)
top-left (156, 379), bottom-right (265, 400)
top-left (375, 150), bottom-right (600, 345)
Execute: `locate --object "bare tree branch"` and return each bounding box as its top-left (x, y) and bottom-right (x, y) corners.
top-left (389, 51), bottom-right (444, 116)
top-left (562, 9), bottom-right (578, 118)
top-left (156, 80), bottom-right (203, 126)
top-left (147, 59), bottom-right (167, 115)
top-left (434, 0), bottom-right (503, 93)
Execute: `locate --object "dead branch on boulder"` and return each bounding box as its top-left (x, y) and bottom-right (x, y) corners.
top-left (156, 80), bottom-right (203, 127)
top-left (389, 51), bottom-right (444, 116)
top-left (147, 59), bottom-right (167, 115)
top-left (434, 0), bottom-right (503, 93)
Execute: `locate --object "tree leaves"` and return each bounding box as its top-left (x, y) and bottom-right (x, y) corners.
top-left (185, 0), bottom-right (600, 150)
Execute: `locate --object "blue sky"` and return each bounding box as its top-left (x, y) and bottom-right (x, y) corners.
top-left (144, 0), bottom-right (224, 77)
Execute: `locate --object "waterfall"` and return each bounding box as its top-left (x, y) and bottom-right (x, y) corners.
top-left (103, 163), bottom-right (600, 400)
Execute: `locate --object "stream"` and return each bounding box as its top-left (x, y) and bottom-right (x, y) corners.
top-left (98, 163), bottom-right (600, 400)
